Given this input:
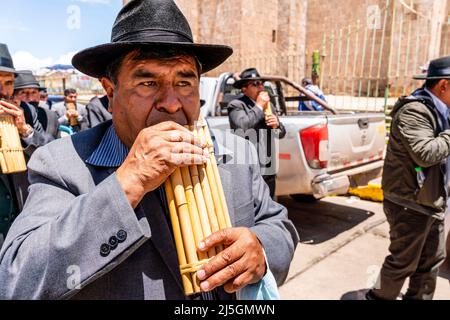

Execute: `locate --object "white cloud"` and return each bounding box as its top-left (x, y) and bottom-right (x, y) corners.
top-left (12, 51), bottom-right (76, 72)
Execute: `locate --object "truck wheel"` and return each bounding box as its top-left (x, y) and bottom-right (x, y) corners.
top-left (290, 194), bottom-right (318, 203)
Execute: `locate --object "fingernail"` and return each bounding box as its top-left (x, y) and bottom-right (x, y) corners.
top-left (200, 281), bottom-right (210, 291)
top-left (203, 149), bottom-right (209, 157)
top-left (197, 269), bottom-right (206, 280)
top-left (198, 241), bottom-right (205, 250)
top-left (202, 156), bottom-right (209, 163)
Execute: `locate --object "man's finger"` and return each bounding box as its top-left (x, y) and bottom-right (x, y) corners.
top-left (170, 142), bottom-right (207, 156)
top-left (199, 260), bottom-right (246, 292)
top-left (169, 153), bottom-right (208, 166)
top-left (223, 271), bottom-right (253, 294)
top-left (198, 228), bottom-right (237, 251)
top-left (0, 100), bottom-right (20, 110)
top-left (164, 130), bottom-right (205, 147)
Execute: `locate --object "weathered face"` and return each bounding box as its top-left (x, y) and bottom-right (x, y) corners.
top-left (14, 88), bottom-right (40, 103)
top-left (0, 71), bottom-right (15, 100)
top-left (241, 80), bottom-right (265, 101)
top-left (101, 54), bottom-right (200, 148)
top-left (65, 92), bottom-right (78, 104)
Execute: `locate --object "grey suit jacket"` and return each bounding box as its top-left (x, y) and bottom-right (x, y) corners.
top-left (228, 96), bottom-right (286, 176)
top-left (0, 121), bottom-right (298, 300)
top-left (86, 95), bottom-right (112, 129)
top-left (52, 102), bottom-right (89, 131)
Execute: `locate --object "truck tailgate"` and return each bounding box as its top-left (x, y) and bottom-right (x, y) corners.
top-left (326, 113), bottom-right (386, 173)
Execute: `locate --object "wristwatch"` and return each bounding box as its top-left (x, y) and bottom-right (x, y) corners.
top-left (20, 125), bottom-right (34, 138)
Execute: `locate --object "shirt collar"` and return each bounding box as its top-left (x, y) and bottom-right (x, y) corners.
top-left (86, 124), bottom-right (129, 167)
top-left (425, 88), bottom-right (449, 119)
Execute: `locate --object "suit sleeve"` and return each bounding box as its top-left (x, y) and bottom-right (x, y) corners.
top-left (247, 141), bottom-right (299, 286)
top-left (396, 103), bottom-right (450, 168)
top-left (228, 100), bottom-right (265, 131)
top-left (21, 105), bottom-right (55, 156)
top-left (0, 146), bottom-right (151, 299)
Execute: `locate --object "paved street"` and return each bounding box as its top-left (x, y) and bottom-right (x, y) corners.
top-left (278, 196), bottom-right (450, 300)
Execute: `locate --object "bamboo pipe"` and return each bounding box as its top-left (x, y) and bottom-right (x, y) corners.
top-left (201, 121), bottom-right (232, 229)
top-left (197, 125), bottom-right (227, 230)
top-left (170, 168), bottom-right (201, 293)
top-left (180, 166), bottom-right (208, 261)
top-left (164, 179), bottom-right (194, 295)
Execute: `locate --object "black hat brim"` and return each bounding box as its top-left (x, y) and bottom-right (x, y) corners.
top-left (72, 42), bottom-right (233, 78)
top-left (233, 77), bottom-right (269, 89)
top-left (413, 74), bottom-right (450, 80)
top-left (0, 66), bottom-right (18, 76)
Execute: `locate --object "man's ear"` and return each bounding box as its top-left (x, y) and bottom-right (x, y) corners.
top-left (100, 77), bottom-right (115, 99)
top-left (100, 77), bottom-right (114, 112)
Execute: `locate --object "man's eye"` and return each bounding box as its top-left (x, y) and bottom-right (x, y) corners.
top-left (142, 81), bottom-right (157, 87)
top-left (178, 81), bottom-right (191, 87)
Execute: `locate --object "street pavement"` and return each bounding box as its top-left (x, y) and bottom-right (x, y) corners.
top-left (277, 195), bottom-right (450, 300)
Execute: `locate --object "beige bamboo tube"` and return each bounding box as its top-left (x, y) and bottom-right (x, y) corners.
top-left (201, 122), bottom-right (233, 229)
top-left (180, 166), bottom-right (208, 261)
top-left (265, 101), bottom-right (273, 116)
top-left (189, 164), bottom-right (217, 258)
top-left (0, 115), bottom-right (26, 174)
top-left (164, 179), bottom-right (194, 295)
top-left (197, 126), bottom-right (227, 230)
top-left (170, 168), bottom-right (201, 293)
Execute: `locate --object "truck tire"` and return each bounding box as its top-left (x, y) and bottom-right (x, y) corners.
top-left (290, 194), bottom-right (318, 203)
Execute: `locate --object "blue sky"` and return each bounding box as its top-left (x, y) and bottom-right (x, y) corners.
top-left (0, 0), bottom-right (123, 70)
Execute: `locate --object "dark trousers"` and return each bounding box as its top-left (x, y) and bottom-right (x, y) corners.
top-left (371, 199), bottom-right (446, 300)
top-left (263, 175), bottom-right (276, 200)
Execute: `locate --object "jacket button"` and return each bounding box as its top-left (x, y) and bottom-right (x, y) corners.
top-left (100, 243), bottom-right (110, 257)
top-left (117, 230), bottom-right (127, 243)
top-left (109, 236), bottom-right (118, 250)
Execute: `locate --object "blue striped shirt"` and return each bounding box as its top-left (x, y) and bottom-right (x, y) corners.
top-left (86, 125), bottom-right (129, 167)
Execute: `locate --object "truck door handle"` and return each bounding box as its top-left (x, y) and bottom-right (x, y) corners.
top-left (358, 118), bottom-right (369, 130)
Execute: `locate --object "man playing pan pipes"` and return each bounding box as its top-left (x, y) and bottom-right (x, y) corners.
top-left (0, 0), bottom-right (299, 300)
top-left (0, 43), bottom-right (55, 247)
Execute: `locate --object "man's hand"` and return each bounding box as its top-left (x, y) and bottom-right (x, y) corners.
top-left (197, 227), bottom-right (267, 294)
top-left (116, 121), bottom-right (209, 208)
top-left (256, 91), bottom-right (270, 110)
top-left (66, 109), bottom-right (79, 119)
top-left (0, 100), bottom-right (29, 136)
top-left (265, 114), bottom-right (279, 129)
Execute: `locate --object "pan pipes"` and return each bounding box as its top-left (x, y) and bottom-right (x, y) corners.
top-left (264, 92), bottom-right (273, 116)
top-left (164, 116), bottom-right (232, 296)
top-left (0, 112), bottom-right (27, 174)
top-left (66, 102), bottom-right (79, 127)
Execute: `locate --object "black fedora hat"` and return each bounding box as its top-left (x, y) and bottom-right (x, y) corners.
top-left (413, 56), bottom-right (450, 80)
top-left (0, 43), bottom-right (17, 74)
top-left (14, 70), bottom-right (40, 90)
top-left (233, 68), bottom-right (268, 89)
top-left (72, 0), bottom-right (233, 78)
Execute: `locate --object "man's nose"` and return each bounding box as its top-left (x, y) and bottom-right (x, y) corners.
top-left (154, 86), bottom-right (182, 114)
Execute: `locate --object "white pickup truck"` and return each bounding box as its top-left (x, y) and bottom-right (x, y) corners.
top-left (201, 72), bottom-right (387, 201)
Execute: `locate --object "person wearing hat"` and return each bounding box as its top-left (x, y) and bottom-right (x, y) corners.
top-left (299, 77), bottom-right (327, 112)
top-left (52, 88), bottom-right (89, 133)
top-left (0, 44), bottom-right (57, 247)
top-left (227, 68), bottom-right (286, 199)
top-left (13, 71), bottom-right (59, 139)
top-left (0, 0), bottom-right (298, 300)
top-left (364, 56), bottom-right (450, 300)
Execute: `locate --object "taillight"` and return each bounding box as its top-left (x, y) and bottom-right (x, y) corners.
top-left (300, 124), bottom-right (329, 169)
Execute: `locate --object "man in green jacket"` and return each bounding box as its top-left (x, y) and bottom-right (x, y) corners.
top-left (367, 56), bottom-right (450, 300)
